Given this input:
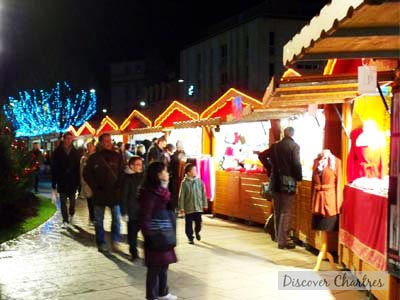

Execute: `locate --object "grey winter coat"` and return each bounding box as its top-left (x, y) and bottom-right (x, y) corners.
top-left (178, 175), bottom-right (208, 214)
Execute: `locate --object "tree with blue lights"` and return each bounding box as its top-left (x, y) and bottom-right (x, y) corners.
top-left (3, 82), bottom-right (96, 137)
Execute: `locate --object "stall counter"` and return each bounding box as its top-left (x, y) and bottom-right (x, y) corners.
top-left (214, 171), bottom-right (338, 251)
top-left (213, 170), bottom-right (271, 224)
top-left (339, 185), bottom-right (398, 300)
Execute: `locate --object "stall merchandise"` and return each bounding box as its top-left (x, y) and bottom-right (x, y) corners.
top-left (201, 88), bottom-right (274, 224)
top-left (186, 155), bottom-right (215, 201)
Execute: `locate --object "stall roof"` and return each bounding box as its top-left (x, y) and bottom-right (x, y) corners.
top-left (224, 107), bottom-right (307, 124)
top-left (120, 110), bottom-right (152, 132)
top-left (96, 115), bottom-right (120, 136)
top-left (76, 122), bottom-right (96, 137)
top-left (283, 0), bottom-right (400, 66)
top-left (200, 88), bottom-right (263, 121)
top-left (173, 117), bottom-right (222, 129)
top-left (263, 71), bottom-right (393, 108)
top-left (154, 101), bottom-right (199, 128)
top-left (127, 126), bottom-right (164, 135)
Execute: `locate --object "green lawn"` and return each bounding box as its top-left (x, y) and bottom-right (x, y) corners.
top-left (0, 196), bottom-right (56, 244)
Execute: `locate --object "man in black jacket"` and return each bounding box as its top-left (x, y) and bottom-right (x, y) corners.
top-left (83, 133), bottom-right (124, 252)
top-left (259, 127), bottom-right (302, 250)
top-left (52, 132), bottom-right (81, 228)
top-left (146, 135), bottom-right (167, 165)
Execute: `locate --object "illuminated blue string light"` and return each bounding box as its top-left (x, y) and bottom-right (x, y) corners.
top-left (3, 82), bottom-right (97, 137)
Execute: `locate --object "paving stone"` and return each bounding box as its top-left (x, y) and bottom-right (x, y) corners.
top-left (0, 182), bottom-right (369, 300)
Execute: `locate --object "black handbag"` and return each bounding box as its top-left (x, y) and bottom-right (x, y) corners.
top-left (145, 209), bottom-right (177, 251)
top-left (260, 181), bottom-right (273, 200)
top-left (279, 175), bottom-right (297, 194)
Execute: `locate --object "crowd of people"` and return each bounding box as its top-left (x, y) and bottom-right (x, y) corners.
top-left (29, 126), bottom-right (303, 300)
top-left (45, 132), bottom-right (208, 300)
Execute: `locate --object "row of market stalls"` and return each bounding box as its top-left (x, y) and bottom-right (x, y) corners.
top-left (34, 0), bottom-right (398, 298)
top-left (271, 0), bottom-right (399, 299)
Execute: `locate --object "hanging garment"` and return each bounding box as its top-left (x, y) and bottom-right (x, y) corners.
top-left (347, 128), bottom-right (384, 183)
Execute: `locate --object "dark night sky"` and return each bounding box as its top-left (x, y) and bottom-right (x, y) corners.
top-left (0, 0), bottom-right (328, 107)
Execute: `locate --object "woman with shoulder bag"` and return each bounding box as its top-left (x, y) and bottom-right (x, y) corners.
top-left (139, 161), bottom-right (178, 300)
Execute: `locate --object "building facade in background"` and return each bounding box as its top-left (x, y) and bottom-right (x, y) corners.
top-left (110, 1), bottom-right (327, 112)
top-left (179, 2), bottom-right (324, 104)
top-left (110, 55), bottom-right (178, 118)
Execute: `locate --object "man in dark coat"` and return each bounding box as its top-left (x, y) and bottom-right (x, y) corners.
top-left (51, 132), bottom-right (81, 228)
top-left (146, 135), bottom-right (167, 165)
top-left (83, 133), bottom-right (124, 252)
top-left (169, 141), bottom-right (185, 210)
top-left (259, 127), bottom-right (302, 249)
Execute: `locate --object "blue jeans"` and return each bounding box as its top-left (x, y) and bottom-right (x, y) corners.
top-left (94, 205), bottom-right (121, 246)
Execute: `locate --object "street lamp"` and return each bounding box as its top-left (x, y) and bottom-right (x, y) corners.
top-left (102, 108), bottom-right (107, 114)
top-left (139, 100), bottom-right (146, 107)
top-left (178, 79), bottom-right (184, 83)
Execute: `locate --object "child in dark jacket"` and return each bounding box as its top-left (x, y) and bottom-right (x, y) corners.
top-left (120, 156), bottom-right (144, 260)
top-left (178, 163), bottom-right (208, 244)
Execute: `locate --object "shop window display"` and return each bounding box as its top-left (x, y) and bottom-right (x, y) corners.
top-left (347, 119), bottom-right (389, 195)
top-left (214, 121), bottom-right (270, 173)
top-left (168, 127), bottom-right (202, 156)
top-left (347, 94), bottom-right (391, 193)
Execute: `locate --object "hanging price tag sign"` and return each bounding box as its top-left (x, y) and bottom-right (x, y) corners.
top-left (358, 65), bottom-right (377, 94)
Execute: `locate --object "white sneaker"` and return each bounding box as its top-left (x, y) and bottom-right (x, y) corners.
top-left (61, 222), bottom-right (68, 229)
top-left (158, 293), bottom-right (178, 300)
top-left (69, 216), bottom-right (75, 225)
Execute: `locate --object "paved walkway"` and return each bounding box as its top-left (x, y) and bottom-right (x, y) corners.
top-left (0, 182), bottom-right (367, 300)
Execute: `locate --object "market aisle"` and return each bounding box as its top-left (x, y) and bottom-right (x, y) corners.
top-left (0, 182), bottom-right (367, 300)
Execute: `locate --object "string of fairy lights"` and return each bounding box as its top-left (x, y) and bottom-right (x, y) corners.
top-left (3, 82), bottom-right (97, 137)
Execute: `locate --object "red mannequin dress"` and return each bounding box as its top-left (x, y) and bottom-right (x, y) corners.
top-left (347, 127), bottom-right (383, 183)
